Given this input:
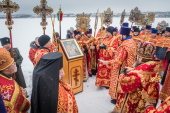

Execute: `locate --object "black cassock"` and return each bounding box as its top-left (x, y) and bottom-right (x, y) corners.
top-left (161, 51), bottom-right (170, 85)
top-left (154, 47), bottom-right (168, 60)
top-left (31, 52), bottom-right (63, 113)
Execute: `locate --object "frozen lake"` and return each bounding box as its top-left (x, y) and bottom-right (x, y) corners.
top-left (0, 17), bottom-right (169, 113)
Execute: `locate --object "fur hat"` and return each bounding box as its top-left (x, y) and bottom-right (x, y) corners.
top-left (0, 37), bottom-right (10, 46)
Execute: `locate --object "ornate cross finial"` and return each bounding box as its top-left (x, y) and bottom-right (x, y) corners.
top-left (120, 9), bottom-right (126, 26)
top-left (33, 0), bottom-right (53, 34)
top-left (0, 0), bottom-right (19, 27)
top-left (0, 0), bottom-right (20, 61)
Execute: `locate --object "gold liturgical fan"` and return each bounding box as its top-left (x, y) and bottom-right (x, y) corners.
top-left (103, 8), bottom-right (113, 28)
top-left (140, 13), bottom-right (155, 28)
top-left (129, 7), bottom-right (141, 28)
top-left (120, 9), bottom-right (126, 26)
top-left (157, 20), bottom-right (169, 33)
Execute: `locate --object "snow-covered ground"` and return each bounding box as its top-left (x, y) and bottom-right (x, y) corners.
top-left (0, 17), bottom-right (169, 113)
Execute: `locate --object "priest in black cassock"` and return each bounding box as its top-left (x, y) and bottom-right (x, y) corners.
top-left (31, 52), bottom-right (63, 113)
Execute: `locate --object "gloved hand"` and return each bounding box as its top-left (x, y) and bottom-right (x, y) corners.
top-left (83, 45), bottom-right (88, 53)
top-left (90, 46), bottom-right (95, 50)
top-left (120, 67), bottom-right (127, 75)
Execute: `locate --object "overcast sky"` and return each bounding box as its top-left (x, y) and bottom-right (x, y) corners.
top-left (2, 0), bottom-right (170, 14)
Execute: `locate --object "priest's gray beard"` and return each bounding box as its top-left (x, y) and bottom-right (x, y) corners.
top-left (14, 66), bottom-right (17, 73)
top-left (133, 60), bottom-right (142, 68)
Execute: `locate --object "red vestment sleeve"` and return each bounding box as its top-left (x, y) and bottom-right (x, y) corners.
top-left (119, 73), bottom-right (141, 93)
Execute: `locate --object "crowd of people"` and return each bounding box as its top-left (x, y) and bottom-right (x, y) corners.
top-left (0, 20), bottom-right (170, 113)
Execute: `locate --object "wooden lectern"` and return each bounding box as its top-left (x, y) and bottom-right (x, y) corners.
top-left (59, 39), bottom-right (84, 94)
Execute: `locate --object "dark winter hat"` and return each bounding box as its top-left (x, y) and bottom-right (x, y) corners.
top-left (86, 29), bottom-right (92, 34)
top-left (122, 22), bottom-right (129, 27)
top-left (151, 29), bottom-right (158, 34)
top-left (113, 27), bottom-right (118, 32)
top-left (108, 26), bottom-right (114, 30)
top-left (120, 26), bottom-right (131, 36)
top-left (134, 28), bottom-right (140, 32)
top-left (132, 26), bottom-right (137, 30)
top-left (74, 30), bottom-right (81, 36)
top-left (146, 25), bottom-right (152, 30)
top-left (0, 37), bottom-right (10, 46)
top-left (38, 35), bottom-right (51, 47)
top-left (166, 27), bottom-right (170, 32)
top-left (106, 27), bottom-right (114, 36)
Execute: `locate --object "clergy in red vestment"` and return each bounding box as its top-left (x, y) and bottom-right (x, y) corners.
top-left (101, 26), bottom-right (136, 104)
top-left (140, 25), bottom-right (152, 41)
top-left (34, 35), bottom-right (51, 67)
top-left (28, 37), bottom-right (40, 64)
top-left (116, 23), bottom-right (129, 46)
top-left (112, 41), bottom-right (160, 113)
top-left (132, 28), bottom-right (142, 46)
top-left (86, 29), bottom-right (98, 76)
top-left (0, 48), bottom-right (30, 113)
top-left (95, 26), bottom-right (118, 88)
top-left (81, 29), bottom-right (93, 77)
top-left (147, 29), bottom-right (159, 45)
top-left (74, 30), bottom-right (92, 80)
